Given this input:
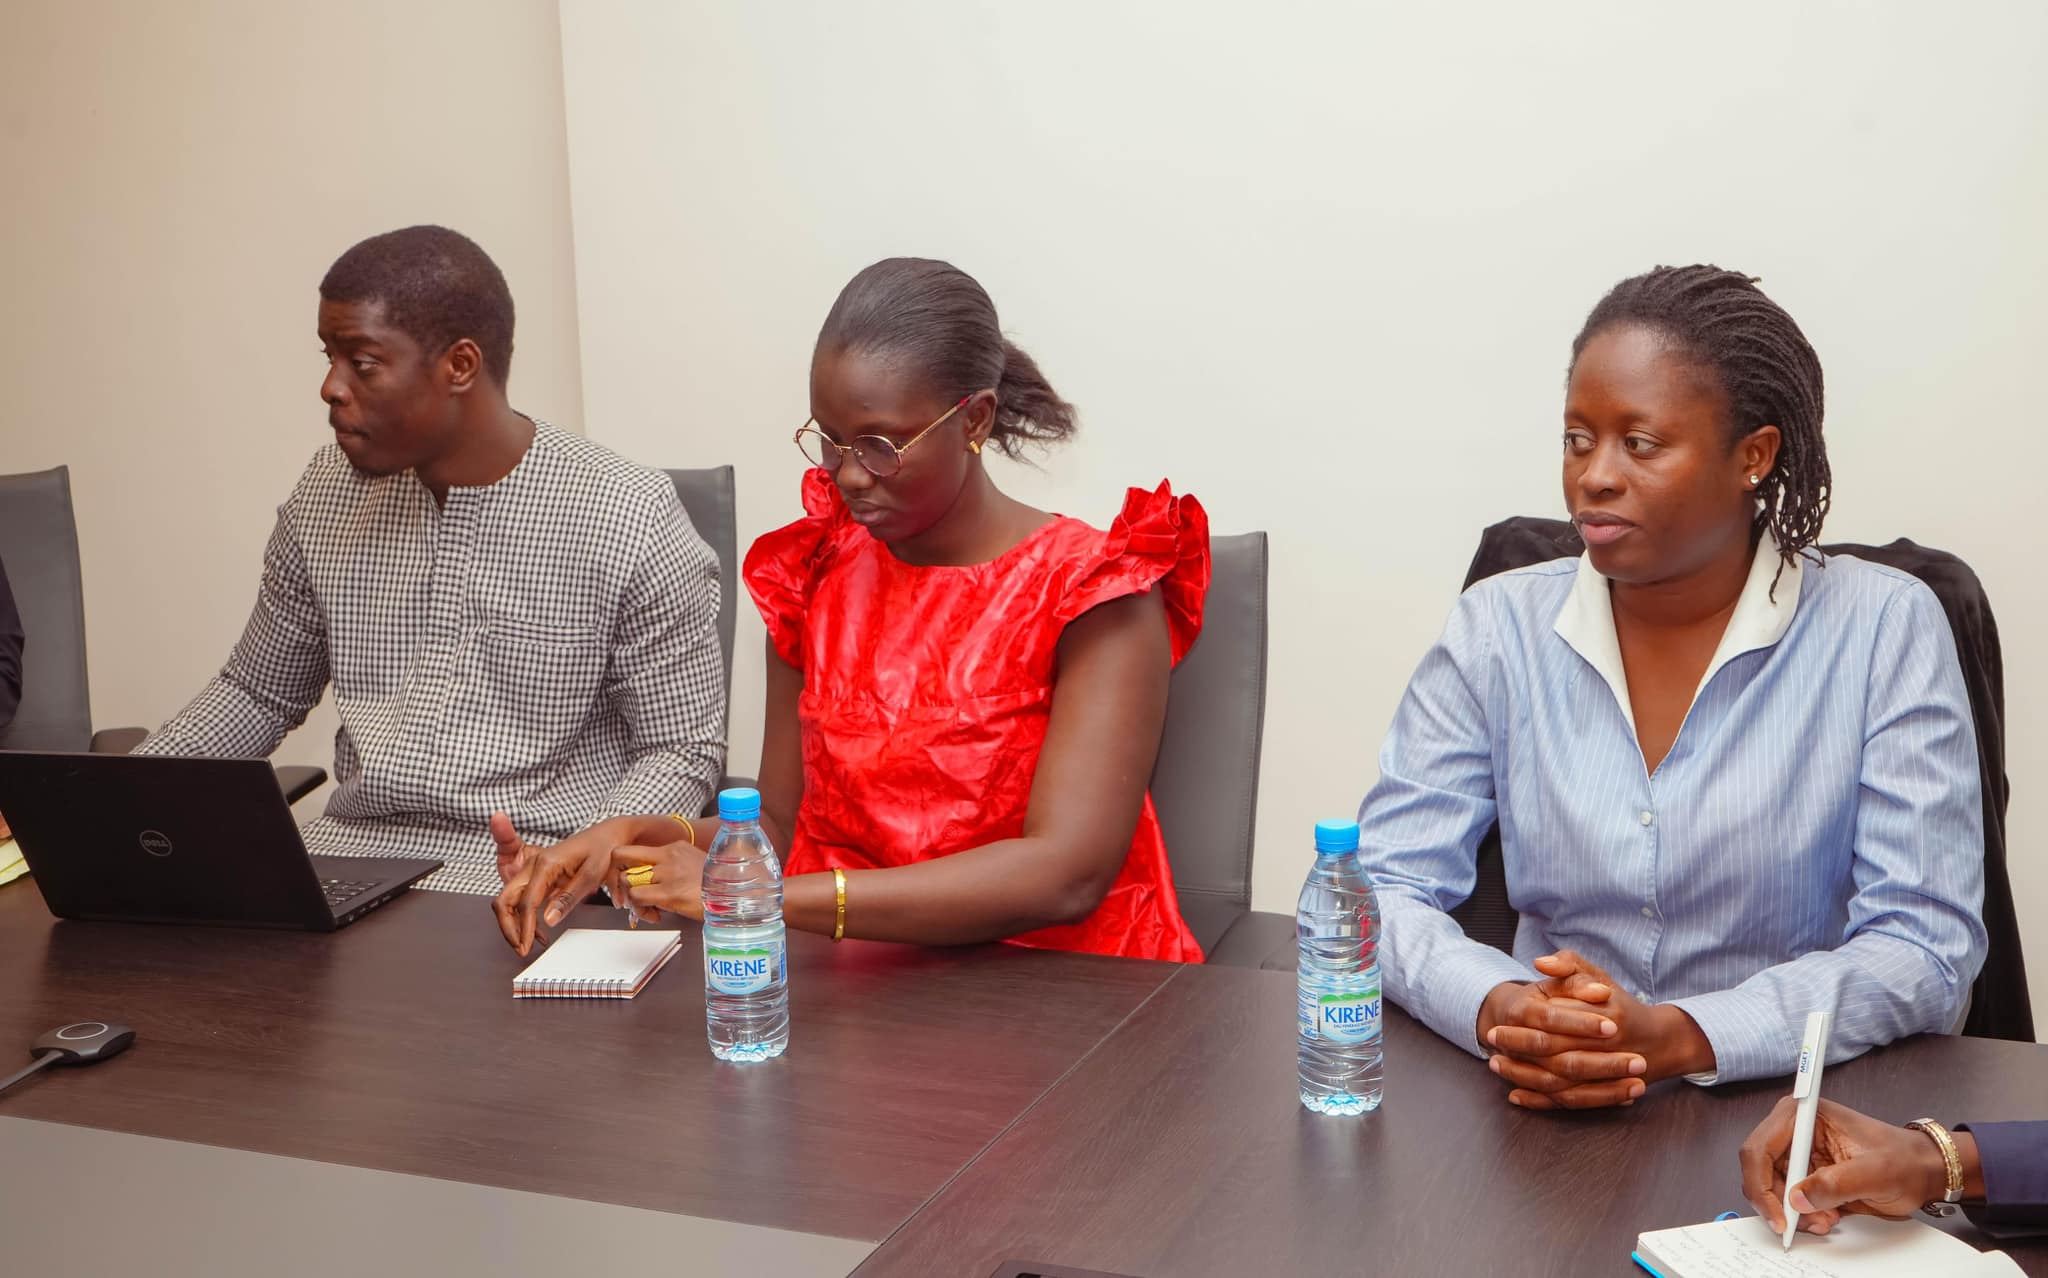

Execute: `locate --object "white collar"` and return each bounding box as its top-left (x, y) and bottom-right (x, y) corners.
top-left (1552, 530), bottom-right (1804, 737)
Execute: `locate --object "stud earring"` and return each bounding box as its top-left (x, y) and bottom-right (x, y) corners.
top-left (969, 440), bottom-right (982, 455)
top-left (1748, 475), bottom-right (1760, 486)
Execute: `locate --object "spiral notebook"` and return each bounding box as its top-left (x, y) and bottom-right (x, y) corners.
top-left (512, 928), bottom-right (682, 999)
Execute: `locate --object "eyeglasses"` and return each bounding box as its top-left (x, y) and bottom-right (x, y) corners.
top-left (793, 395), bottom-right (971, 478)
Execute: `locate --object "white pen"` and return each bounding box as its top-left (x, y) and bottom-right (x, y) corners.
top-left (603, 883), bottom-right (632, 927)
top-left (1781, 1010), bottom-right (1835, 1250)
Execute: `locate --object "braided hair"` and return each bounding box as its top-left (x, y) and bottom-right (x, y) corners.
top-left (1569, 265), bottom-right (1831, 578)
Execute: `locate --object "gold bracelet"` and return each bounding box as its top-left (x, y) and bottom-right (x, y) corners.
top-left (832, 867), bottom-right (847, 942)
top-left (1906, 1118), bottom-right (1965, 1210)
top-left (666, 813), bottom-right (696, 845)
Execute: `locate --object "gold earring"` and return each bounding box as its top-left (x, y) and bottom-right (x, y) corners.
top-left (969, 440), bottom-right (982, 455)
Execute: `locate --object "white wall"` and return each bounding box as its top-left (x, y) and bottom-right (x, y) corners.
top-left (559, 0), bottom-right (2048, 1008)
top-left (14, 1), bottom-right (2034, 1014)
top-left (1, 0), bottom-right (586, 786)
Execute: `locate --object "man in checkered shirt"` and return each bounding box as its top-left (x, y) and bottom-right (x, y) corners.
top-left (138, 226), bottom-right (724, 894)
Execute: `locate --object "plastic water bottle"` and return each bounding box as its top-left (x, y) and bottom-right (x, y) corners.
top-left (701, 788), bottom-right (789, 1062)
top-left (1297, 819), bottom-right (1383, 1114)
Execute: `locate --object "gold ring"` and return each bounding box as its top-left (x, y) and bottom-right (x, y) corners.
top-left (623, 864), bottom-right (655, 888)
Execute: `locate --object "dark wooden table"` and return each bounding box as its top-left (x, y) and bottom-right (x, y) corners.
top-left (0, 884), bottom-right (1174, 1245)
top-left (856, 964), bottom-right (2048, 1277)
top-left (7, 881), bottom-right (2044, 1277)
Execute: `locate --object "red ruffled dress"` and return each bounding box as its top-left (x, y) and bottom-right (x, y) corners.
top-left (743, 470), bottom-right (1209, 962)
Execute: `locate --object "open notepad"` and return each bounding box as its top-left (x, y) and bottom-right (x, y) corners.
top-left (1635, 1213), bottom-right (2023, 1277)
top-left (512, 928), bottom-right (682, 999)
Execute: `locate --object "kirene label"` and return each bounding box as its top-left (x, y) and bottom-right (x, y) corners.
top-left (704, 933), bottom-right (782, 996)
top-left (1317, 989), bottom-right (1382, 1044)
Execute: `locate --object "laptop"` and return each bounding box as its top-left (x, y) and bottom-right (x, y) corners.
top-left (0, 751), bottom-right (441, 931)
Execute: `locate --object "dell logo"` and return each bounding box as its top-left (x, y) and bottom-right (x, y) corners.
top-left (139, 830), bottom-right (174, 858)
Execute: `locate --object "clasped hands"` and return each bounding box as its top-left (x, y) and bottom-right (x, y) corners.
top-left (1477, 950), bottom-right (1715, 1110)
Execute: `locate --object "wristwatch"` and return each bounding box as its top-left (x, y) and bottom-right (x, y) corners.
top-left (1905, 1117), bottom-right (1965, 1216)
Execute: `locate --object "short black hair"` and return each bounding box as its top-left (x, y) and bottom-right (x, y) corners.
top-left (816, 257), bottom-right (1077, 459)
top-left (1571, 264), bottom-right (1831, 571)
top-left (320, 225), bottom-right (515, 386)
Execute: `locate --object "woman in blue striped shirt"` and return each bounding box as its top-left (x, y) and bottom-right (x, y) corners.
top-left (1359, 265), bottom-right (1987, 1109)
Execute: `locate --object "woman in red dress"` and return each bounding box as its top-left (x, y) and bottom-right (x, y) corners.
top-left (494, 258), bottom-right (1207, 962)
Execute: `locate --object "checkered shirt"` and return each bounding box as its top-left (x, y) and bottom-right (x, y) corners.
top-left (137, 421), bottom-right (725, 894)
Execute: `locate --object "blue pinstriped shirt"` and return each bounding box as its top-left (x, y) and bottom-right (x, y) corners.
top-left (1357, 534), bottom-right (1987, 1084)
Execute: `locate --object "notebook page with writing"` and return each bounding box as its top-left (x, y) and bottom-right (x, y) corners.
top-left (1634, 1214), bottom-right (2023, 1277)
top-left (512, 929), bottom-right (682, 999)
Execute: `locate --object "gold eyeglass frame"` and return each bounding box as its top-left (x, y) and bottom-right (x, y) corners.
top-left (793, 394), bottom-right (974, 478)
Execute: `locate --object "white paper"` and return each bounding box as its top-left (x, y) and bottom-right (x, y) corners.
top-left (1637, 1213), bottom-right (2016, 1277)
top-left (512, 927), bottom-right (681, 992)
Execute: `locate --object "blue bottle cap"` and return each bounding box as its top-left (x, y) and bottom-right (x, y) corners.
top-left (717, 788), bottom-right (762, 822)
top-left (1314, 820), bottom-right (1360, 853)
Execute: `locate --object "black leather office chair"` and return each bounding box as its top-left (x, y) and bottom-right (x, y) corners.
top-left (1457, 516), bottom-right (2033, 1043)
top-left (1152, 531), bottom-right (1295, 965)
top-left (0, 466), bottom-right (326, 802)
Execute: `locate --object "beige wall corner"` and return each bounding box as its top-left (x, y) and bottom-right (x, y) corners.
top-left (0, 0), bottom-right (585, 786)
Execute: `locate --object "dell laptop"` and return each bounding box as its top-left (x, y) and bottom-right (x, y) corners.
top-left (0, 751), bottom-right (441, 930)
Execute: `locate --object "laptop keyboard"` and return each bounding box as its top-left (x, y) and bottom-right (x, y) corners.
top-left (319, 878), bottom-right (380, 908)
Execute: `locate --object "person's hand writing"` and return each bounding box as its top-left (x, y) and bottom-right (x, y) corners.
top-left (1738, 1097), bottom-right (1977, 1235)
